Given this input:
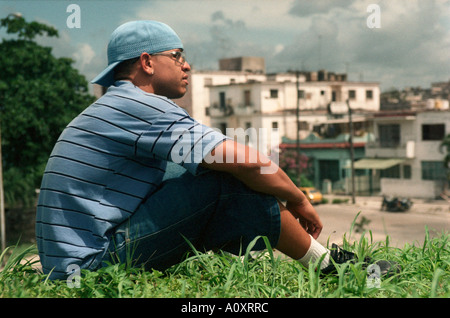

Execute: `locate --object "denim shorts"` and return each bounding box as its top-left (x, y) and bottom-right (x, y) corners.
top-left (102, 163), bottom-right (281, 271)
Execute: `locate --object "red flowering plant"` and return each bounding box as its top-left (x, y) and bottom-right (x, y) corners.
top-left (278, 149), bottom-right (314, 187)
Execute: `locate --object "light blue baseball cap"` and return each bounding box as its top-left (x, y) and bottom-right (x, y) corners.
top-left (91, 20), bottom-right (183, 87)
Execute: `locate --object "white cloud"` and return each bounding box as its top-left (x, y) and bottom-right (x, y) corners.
top-left (15, 0), bottom-right (448, 90)
top-left (273, 44), bottom-right (285, 56)
top-left (274, 0), bottom-right (450, 88)
top-left (72, 42), bottom-right (95, 72)
top-left (35, 29), bottom-right (100, 82)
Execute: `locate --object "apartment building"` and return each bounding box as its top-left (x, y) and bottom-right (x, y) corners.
top-left (205, 64), bottom-right (380, 192)
top-left (176, 57), bottom-right (266, 126)
top-left (207, 68), bottom-right (380, 153)
top-left (362, 109), bottom-right (449, 199)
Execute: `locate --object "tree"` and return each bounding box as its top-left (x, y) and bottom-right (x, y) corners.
top-left (0, 15), bottom-right (95, 206)
top-left (278, 148), bottom-right (313, 187)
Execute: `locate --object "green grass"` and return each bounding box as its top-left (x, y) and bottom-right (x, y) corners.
top-left (0, 224), bottom-right (448, 298)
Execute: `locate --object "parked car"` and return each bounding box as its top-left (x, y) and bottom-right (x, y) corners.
top-left (300, 187), bottom-right (323, 204)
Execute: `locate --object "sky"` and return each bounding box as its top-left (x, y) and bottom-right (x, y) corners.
top-left (1, 0), bottom-right (449, 91)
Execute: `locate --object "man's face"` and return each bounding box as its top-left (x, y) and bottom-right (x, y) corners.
top-left (150, 49), bottom-right (191, 99)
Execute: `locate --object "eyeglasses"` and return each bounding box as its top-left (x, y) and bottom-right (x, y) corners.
top-left (152, 51), bottom-right (187, 66)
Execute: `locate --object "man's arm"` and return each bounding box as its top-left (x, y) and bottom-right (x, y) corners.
top-left (200, 140), bottom-right (323, 238)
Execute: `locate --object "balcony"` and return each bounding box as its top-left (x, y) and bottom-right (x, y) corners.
top-left (235, 103), bottom-right (255, 116)
top-left (208, 103), bottom-right (234, 117)
top-left (365, 140), bottom-right (415, 158)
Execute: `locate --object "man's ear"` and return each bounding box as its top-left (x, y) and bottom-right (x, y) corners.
top-left (140, 52), bottom-right (154, 75)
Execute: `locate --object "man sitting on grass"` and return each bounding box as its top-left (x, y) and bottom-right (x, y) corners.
top-left (36, 20), bottom-right (396, 280)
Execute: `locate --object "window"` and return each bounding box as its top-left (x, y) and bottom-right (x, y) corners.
top-left (378, 124), bottom-right (400, 147)
top-left (320, 90), bottom-right (325, 96)
top-left (422, 124), bottom-right (445, 141)
top-left (219, 92), bottom-right (226, 109)
top-left (270, 89), bottom-right (278, 98)
top-left (366, 90), bottom-right (373, 99)
top-left (421, 161), bottom-right (446, 180)
top-left (298, 90), bottom-right (305, 99)
top-left (272, 121), bottom-right (278, 129)
top-left (244, 90), bottom-right (251, 106)
top-left (380, 165), bottom-right (400, 179)
top-left (403, 165), bottom-right (411, 179)
top-left (348, 90), bottom-right (356, 100)
top-left (299, 121), bottom-right (309, 131)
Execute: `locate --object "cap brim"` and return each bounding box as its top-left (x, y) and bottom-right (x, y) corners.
top-left (91, 61), bottom-right (121, 87)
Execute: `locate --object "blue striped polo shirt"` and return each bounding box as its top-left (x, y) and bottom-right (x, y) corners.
top-left (36, 80), bottom-right (227, 279)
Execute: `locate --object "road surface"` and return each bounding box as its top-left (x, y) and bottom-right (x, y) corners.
top-left (315, 196), bottom-right (449, 248)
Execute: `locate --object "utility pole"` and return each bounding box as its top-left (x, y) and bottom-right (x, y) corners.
top-left (296, 70), bottom-right (301, 186)
top-left (346, 99), bottom-right (356, 204)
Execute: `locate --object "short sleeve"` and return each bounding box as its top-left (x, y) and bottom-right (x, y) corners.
top-left (135, 109), bottom-right (228, 175)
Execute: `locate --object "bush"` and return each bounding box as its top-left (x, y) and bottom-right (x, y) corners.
top-left (332, 198), bottom-right (349, 204)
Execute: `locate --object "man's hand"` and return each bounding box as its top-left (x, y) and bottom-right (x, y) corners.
top-left (286, 200), bottom-right (323, 239)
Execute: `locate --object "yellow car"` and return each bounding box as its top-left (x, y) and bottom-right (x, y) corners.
top-left (300, 187), bottom-right (323, 204)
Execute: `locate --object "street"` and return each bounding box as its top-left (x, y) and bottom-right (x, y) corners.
top-left (315, 196), bottom-right (449, 248)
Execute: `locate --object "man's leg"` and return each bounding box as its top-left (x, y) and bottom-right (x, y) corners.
top-left (275, 202), bottom-right (330, 269)
top-left (104, 163), bottom-right (351, 273)
top-left (276, 203), bottom-right (311, 259)
top-left (105, 164), bottom-right (280, 271)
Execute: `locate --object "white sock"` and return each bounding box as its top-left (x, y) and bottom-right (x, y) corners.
top-left (297, 235), bottom-right (331, 270)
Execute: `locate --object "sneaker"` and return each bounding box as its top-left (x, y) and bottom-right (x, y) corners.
top-left (321, 243), bottom-right (357, 274)
top-left (321, 244), bottom-right (401, 277)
